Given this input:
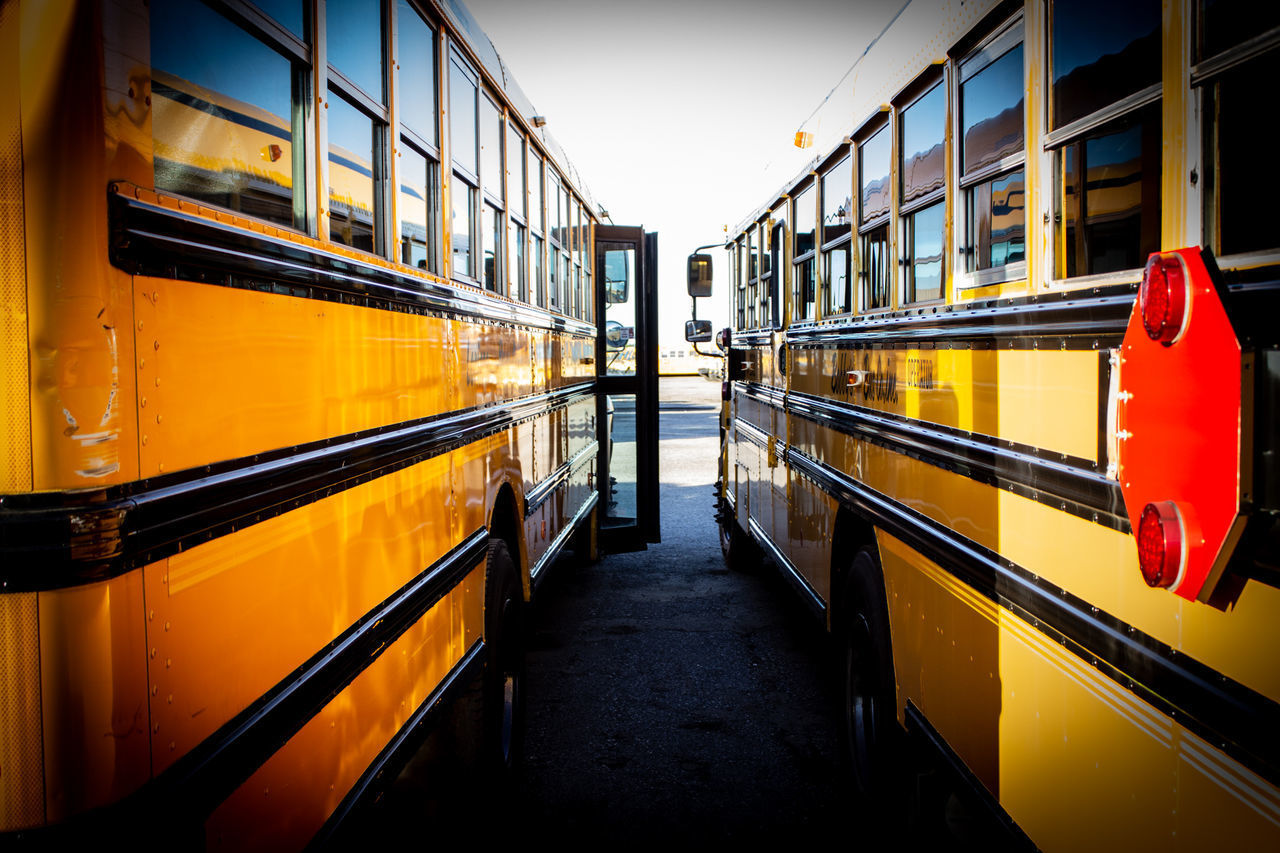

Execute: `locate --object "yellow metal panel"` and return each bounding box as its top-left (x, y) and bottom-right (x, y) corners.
top-left (791, 346), bottom-right (1099, 462)
top-left (996, 349), bottom-right (1097, 461)
top-left (880, 534), bottom-right (1002, 795)
top-left (0, 0), bottom-right (30, 493)
top-left (880, 532), bottom-right (1280, 851)
top-left (133, 276), bottom-right (452, 478)
top-left (0, 593), bottom-right (44, 831)
top-left (204, 567), bottom-right (482, 851)
top-left (22, 0), bottom-right (139, 490)
top-left (146, 450), bottom-right (461, 774)
top-left (37, 572), bottom-right (150, 823)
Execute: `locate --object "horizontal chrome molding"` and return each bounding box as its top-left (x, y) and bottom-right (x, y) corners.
top-left (747, 516), bottom-right (826, 618)
top-left (1, 529), bottom-right (488, 844)
top-left (0, 384), bottom-right (595, 590)
top-left (737, 381), bottom-right (1128, 532)
top-left (530, 491), bottom-right (599, 586)
top-left (786, 447), bottom-right (1280, 788)
top-left (525, 440), bottom-right (599, 514)
top-left (108, 188), bottom-right (596, 339)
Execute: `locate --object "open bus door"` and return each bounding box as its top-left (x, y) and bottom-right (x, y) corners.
top-left (595, 225), bottom-right (660, 552)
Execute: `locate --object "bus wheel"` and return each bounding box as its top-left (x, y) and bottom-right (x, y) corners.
top-left (839, 548), bottom-right (898, 795)
top-left (719, 505), bottom-right (761, 573)
top-left (460, 539), bottom-right (526, 783)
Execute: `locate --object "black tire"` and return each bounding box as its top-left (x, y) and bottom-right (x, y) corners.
top-left (838, 547), bottom-right (899, 796)
top-left (719, 504), bottom-right (761, 574)
top-left (457, 539), bottom-right (525, 786)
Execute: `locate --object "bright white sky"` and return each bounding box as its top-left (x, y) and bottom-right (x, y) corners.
top-left (467, 0), bottom-right (905, 346)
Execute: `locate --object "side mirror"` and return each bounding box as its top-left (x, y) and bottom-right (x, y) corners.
top-left (687, 253), bottom-right (713, 298)
top-left (605, 319), bottom-right (632, 350)
top-left (604, 249), bottom-right (630, 304)
top-left (685, 319), bottom-right (712, 343)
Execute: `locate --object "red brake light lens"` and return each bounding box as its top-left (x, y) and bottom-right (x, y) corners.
top-left (1140, 254), bottom-right (1188, 344)
top-left (1137, 501), bottom-right (1184, 589)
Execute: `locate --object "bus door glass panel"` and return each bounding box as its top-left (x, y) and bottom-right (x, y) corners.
top-left (604, 394), bottom-right (637, 524)
top-left (603, 247), bottom-right (637, 377)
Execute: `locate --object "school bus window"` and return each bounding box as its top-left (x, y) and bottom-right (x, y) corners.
top-left (792, 184), bottom-right (817, 322)
top-left (960, 27), bottom-right (1025, 276)
top-left (482, 203), bottom-right (501, 292)
top-left (449, 55), bottom-right (479, 279)
top-left (328, 0), bottom-right (385, 105)
top-left (151, 0), bottom-right (307, 231)
top-left (255, 0), bottom-right (305, 39)
top-left (327, 92), bottom-right (380, 253)
top-left (767, 206), bottom-right (786, 328)
top-left (1196, 5), bottom-right (1280, 257)
top-left (505, 123), bottom-right (527, 298)
top-left (899, 79), bottom-right (945, 304)
top-left (531, 232), bottom-right (546, 307)
top-left (821, 154), bottom-right (852, 315)
top-left (1049, 0), bottom-right (1159, 131)
top-left (1056, 102), bottom-right (1161, 278)
top-left (397, 1), bottom-right (438, 146)
top-left (858, 124), bottom-right (891, 310)
top-left (399, 144), bottom-right (433, 268)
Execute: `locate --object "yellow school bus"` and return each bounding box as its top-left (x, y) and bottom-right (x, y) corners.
top-left (697, 0), bottom-right (1279, 848)
top-left (0, 0), bottom-right (659, 845)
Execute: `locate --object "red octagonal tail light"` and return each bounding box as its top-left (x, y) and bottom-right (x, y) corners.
top-left (1117, 247), bottom-right (1249, 603)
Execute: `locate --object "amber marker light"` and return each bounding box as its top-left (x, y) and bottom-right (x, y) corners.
top-left (1137, 501), bottom-right (1185, 589)
top-left (1139, 253), bottom-right (1190, 345)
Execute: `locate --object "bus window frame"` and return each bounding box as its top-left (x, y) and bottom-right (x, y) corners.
top-left (855, 111), bottom-right (894, 314)
top-left (953, 14), bottom-right (1028, 289)
top-left (791, 180), bottom-right (818, 325)
top-left (819, 146), bottom-right (854, 319)
top-left (895, 67), bottom-right (948, 307)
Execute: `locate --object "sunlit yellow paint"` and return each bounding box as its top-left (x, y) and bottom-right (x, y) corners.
top-left (205, 566), bottom-right (482, 851)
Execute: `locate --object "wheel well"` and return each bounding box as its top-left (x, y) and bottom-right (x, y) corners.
top-left (488, 484), bottom-right (527, 601)
top-left (829, 505), bottom-right (879, 633)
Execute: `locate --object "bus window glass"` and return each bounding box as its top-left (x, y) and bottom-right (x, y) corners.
top-left (481, 94), bottom-right (503, 202)
top-left (507, 124), bottom-right (526, 217)
top-left (961, 43), bottom-right (1023, 175)
top-left (531, 233), bottom-right (545, 307)
top-left (860, 125), bottom-right (891, 222)
top-left (821, 156), bottom-right (852, 244)
top-left (1198, 9), bottom-right (1280, 257)
top-left (327, 93), bottom-right (376, 252)
top-left (327, 0), bottom-right (384, 103)
top-left (793, 184), bottom-right (816, 321)
top-left (1057, 102), bottom-right (1161, 277)
top-left (528, 150), bottom-right (543, 231)
top-left (860, 225), bottom-right (890, 310)
top-left (254, 0), bottom-right (305, 38)
top-left (968, 170), bottom-right (1025, 270)
top-left (151, 0), bottom-right (301, 229)
top-left (1202, 0), bottom-right (1280, 58)
top-left (449, 59), bottom-right (477, 176)
top-left (823, 246), bottom-right (850, 315)
top-left (1050, 0), bottom-right (1159, 129)
top-left (482, 203), bottom-right (500, 292)
top-left (399, 144), bottom-right (430, 268)
top-left (901, 82), bottom-right (945, 204)
top-left (903, 202), bottom-right (944, 302)
top-left (508, 219), bottom-right (525, 300)
top-left (603, 248), bottom-right (637, 376)
top-left (452, 179), bottom-right (474, 277)
top-left (396, 0), bottom-right (437, 145)
top-left (960, 26), bottom-right (1025, 275)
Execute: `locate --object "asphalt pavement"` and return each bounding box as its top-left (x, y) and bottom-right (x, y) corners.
top-left (509, 376), bottom-right (859, 844)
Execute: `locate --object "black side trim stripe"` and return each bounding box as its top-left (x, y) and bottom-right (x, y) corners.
top-left (530, 490), bottom-right (599, 586)
top-left (904, 702), bottom-right (1038, 852)
top-left (786, 447), bottom-right (1280, 787)
top-left (108, 189), bottom-right (596, 338)
top-left (738, 381), bottom-right (1128, 533)
top-left (308, 638), bottom-right (487, 850)
top-left (1, 531), bottom-right (489, 844)
top-left (747, 516), bottom-right (826, 618)
top-left (744, 284), bottom-right (1134, 349)
top-left (157, 528), bottom-right (489, 824)
top-left (525, 440), bottom-right (599, 514)
top-left (0, 384), bottom-right (594, 590)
